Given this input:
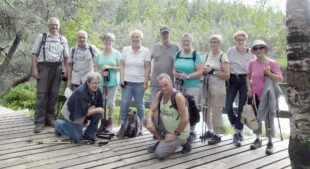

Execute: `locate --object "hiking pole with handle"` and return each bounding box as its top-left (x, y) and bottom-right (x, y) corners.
top-left (276, 99), bottom-right (283, 141)
top-left (201, 74), bottom-right (208, 143)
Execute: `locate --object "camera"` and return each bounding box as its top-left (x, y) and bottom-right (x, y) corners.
top-left (61, 71), bottom-right (67, 82)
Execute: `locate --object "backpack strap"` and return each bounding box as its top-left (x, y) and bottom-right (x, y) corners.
top-left (175, 50), bottom-right (196, 62)
top-left (37, 33), bottom-right (47, 60)
top-left (192, 50), bottom-right (196, 62)
top-left (157, 92), bottom-right (164, 125)
top-left (59, 35), bottom-right (65, 61)
top-left (89, 45), bottom-right (95, 58)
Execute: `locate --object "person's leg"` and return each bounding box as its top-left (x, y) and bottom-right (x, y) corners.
top-left (155, 138), bottom-right (186, 160)
top-left (265, 112), bottom-right (275, 155)
top-left (84, 113), bottom-right (101, 139)
top-left (106, 86), bottom-right (118, 132)
top-left (206, 88), bottom-right (213, 133)
top-left (225, 77), bottom-right (239, 128)
top-left (55, 119), bottom-right (83, 140)
top-left (235, 78), bottom-right (247, 131)
top-left (46, 66), bottom-right (62, 126)
top-left (120, 82), bottom-right (134, 122)
top-left (99, 86), bottom-right (108, 131)
top-left (250, 94), bottom-right (263, 150)
top-left (34, 64), bottom-right (50, 132)
top-left (133, 82), bottom-right (145, 121)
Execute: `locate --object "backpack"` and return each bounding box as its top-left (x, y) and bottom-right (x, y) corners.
top-left (176, 50), bottom-right (197, 62)
top-left (36, 33), bottom-right (64, 61)
top-left (71, 45), bottom-right (95, 60)
top-left (118, 109), bottom-right (141, 138)
top-left (158, 91), bottom-right (200, 127)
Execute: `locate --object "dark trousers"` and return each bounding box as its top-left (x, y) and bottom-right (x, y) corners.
top-left (34, 62), bottom-right (62, 124)
top-left (225, 75), bottom-right (247, 131)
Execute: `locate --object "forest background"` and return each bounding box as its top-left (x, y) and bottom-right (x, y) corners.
top-left (0, 0), bottom-right (287, 119)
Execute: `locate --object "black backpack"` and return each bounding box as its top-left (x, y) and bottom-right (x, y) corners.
top-left (71, 45), bottom-right (95, 60)
top-left (176, 50), bottom-right (197, 62)
top-left (118, 109), bottom-right (140, 138)
top-left (158, 91), bottom-right (200, 127)
top-left (36, 33), bottom-right (64, 61)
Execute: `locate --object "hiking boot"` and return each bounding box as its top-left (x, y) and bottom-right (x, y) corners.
top-left (190, 132), bottom-right (197, 141)
top-left (45, 119), bottom-right (55, 127)
top-left (265, 142), bottom-right (274, 155)
top-left (138, 125), bottom-right (143, 136)
top-left (55, 130), bottom-right (62, 137)
top-left (181, 140), bottom-right (192, 154)
top-left (33, 123), bottom-right (44, 133)
top-left (200, 131), bottom-right (214, 140)
top-left (233, 134), bottom-right (241, 147)
top-left (239, 133), bottom-right (244, 141)
top-left (147, 141), bottom-right (159, 153)
top-left (250, 138), bottom-right (262, 150)
top-left (98, 118), bottom-right (108, 132)
top-left (208, 135), bottom-right (221, 145)
top-left (104, 118), bottom-right (113, 133)
top-left (81, 135), bottom-right (96, 144)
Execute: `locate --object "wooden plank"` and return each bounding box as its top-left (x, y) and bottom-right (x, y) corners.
top-left (192, 140), bottom-right (289, 169)
top-left (259, 157), bottom-right (291, 169)
top-left (234, 147), bottom-right (289, 169)
top-left (141, 138), bottom-right (269, 169)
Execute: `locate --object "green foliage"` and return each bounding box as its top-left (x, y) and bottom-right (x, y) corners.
top-left (2, 83), bottom-right (36, 111)
top-left (274, 57), bottom-right (287, 68)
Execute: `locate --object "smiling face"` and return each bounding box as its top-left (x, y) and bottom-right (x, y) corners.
top-left (252, 45), bottom-right (267, 57)
top-left (131, 32), bottom-right (142, 47)
top-left (209, 38), bottom-right (220, 51)
top-left (48, 19), bottom-right (60, 36)
top-left (103, 36), bottom-right (114, 49)
top-left (182, 36), bottom-right (192, 52)
top-left (87, 79), bottom-right (100, 92)
top-left (77, 32), bottom-right (87, 47)
top-left (158, 77), bottom-right (173, 95)
top-left (234, 35), bottom-right (247, 48)
top-left (161, 31), bottom-right (170, 45)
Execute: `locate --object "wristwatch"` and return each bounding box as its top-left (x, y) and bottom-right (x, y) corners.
top-left (186, 74), bottom-right (190, 79)
top-left (174, 130), bottom-right (181, 136)
top-left (213, 71), bottom-right (217, 75)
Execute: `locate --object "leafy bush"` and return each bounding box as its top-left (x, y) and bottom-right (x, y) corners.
top-left (2, 83), bottom-right (36, 111)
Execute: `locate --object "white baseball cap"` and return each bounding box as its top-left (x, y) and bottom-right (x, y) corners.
top-left (252, 39), bottom-right (268, 49)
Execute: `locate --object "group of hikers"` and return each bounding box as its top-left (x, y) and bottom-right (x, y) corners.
top-left (31, 17), bottom-right (283, 160)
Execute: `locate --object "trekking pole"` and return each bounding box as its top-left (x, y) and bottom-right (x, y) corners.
top-left (275, 109), bottom-right (283, 141)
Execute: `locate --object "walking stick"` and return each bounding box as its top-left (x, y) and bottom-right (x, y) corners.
top-left (276, 108), bottom-right (283, 141)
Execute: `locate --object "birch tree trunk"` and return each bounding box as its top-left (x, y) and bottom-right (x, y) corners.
top-left (286, 0), bottom-right (310, 168)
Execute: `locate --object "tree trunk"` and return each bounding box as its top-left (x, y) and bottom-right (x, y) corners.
top-left (286, 0), bottom-right (310, 168)
top-left (0, 34), bottom-right (21, 78)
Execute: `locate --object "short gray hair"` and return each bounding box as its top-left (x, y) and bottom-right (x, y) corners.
top-left (182, 33), bottom-right (193, 42)
top-left (209, 34), bottom-right (223, 44)
top-left (156, 73), bottom-right (172, 81)
top-left (130, 29), bottom-right (143, 39)
top-left (48, 17), bottom-right (60, 26)
top-left (102, 33), bottom-right (116, 42)
top-left (77, 30), bottom-right (88, 38)
top-left (86, 72), bottom-right (102, 83)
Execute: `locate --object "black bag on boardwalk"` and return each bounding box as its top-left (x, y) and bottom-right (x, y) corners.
top-left (159, 91), bottom-right (200, 127)
top-left (118, 109), bottom-right (141, 138)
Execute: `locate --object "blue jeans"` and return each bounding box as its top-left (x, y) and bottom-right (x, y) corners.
top-left (120, 82), bottom-right (145, 121)
top-left (55, 113), bottom-right (101, 140)
top-left (225, 75), bottom-right (247, 131)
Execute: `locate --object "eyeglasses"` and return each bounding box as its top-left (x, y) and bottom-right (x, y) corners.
top-left (235, 39), bottom-right (245, 42)
top-left (253, 46), bottom-right (265, 51)
top-left (210, 41), bottom-right (219, 44)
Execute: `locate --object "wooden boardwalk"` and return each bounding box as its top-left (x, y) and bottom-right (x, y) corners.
top-left (0, 107), bottom-right (291, 169)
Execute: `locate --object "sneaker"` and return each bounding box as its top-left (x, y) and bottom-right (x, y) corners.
top-left (55, 130), bottom-right (62, 137)
top-left (147, 141), bottom-right (159, 153)
top-left (208, 135), bottom-right (221, 145)
top-left (233, 134), bottom-right (241, 147)
top-left (250, 138), bottom-right (262, 150)
top-left (181, 140), bottom-right (192, 154)
top-left (33, 123), bottom-right (44, 133)
top-left (265, 142), bottom-right (274, 155)
top-left (81, 135), bottom-right (96, 144)
top-left (239, 133), bottom-right (244, 141)
top-left (200, 131), bottom-right (214, 140)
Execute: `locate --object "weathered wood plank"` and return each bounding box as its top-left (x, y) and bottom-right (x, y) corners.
top-left (192, 140), bottom-right (289, 169)
top-left (234, 148), bottom-right (289, 169)
top-left (259, 157), bottom-right (291, 169)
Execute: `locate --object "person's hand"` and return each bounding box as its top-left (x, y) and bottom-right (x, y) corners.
top-left (165, 133), bottom-right (177, 142)
top-left (174, 72), bottom-right (182, 79)
top-left (32, 67), bottom-right (39, 79)
top-left (146, 118), bottom-right (156, 133)
top-left (264, 66), bottom-right (272, 76)
top-left (96, 107), bottom-right (105, 114)
top-left (247, 89), bottom-right (253, 98)
top-left (101, 71), bottom-right (109, 77)
top-left (203, 66), bottom-right (213, 74)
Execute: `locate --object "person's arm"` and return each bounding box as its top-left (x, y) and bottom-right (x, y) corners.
top-left (246, 74), bottom-right (253, 97)
top-left (146, 91), bottom-right (163, 140)
top-left (214, 62), bottom-right (230, 80)
top-left (31, 54), bottom-right (39, 79)
top-left (67, 62), bottom-right (73, 88)
top-left (86, 106), bottom-right (104, 116)
top-left (264, 66), bottom-right (283, 82)
top-left (187, 63), bottom-right (203, 78)
top-left (144, 61), bottom-right (151, 90)
top-left (120, 59), bottom-right (125, 85)
top-left (165, 93), bottom-right (189, 142)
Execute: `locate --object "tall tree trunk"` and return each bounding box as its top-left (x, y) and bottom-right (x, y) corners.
top-left (0, 34), bottom-right (21, 78)
top-left (286, 0), bottom-right (310, 168)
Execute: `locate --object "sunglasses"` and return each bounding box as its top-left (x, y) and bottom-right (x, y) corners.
top-left (210, 41), bottom-right (219, 44)
top-left (253, 46), bottom-right (265, 51)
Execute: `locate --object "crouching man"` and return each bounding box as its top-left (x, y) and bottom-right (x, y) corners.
top-left (55, 72), bottom-right (104, 141)
top-left (145, 73), bottom-right (191, 160)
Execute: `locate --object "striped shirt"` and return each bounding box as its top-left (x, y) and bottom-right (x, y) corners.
top-left (69, 44), bottom-right (99, 85)
top-left (226, 47), bottom-right (255, 74)
top-left (121, 46), bottom-right (151, 83)
top-left (32, 33), bottom-right (69, 62)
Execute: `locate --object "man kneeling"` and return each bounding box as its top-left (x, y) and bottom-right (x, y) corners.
top-left (55, 72), bottom-right (104, 141)
top-left (145, 73), bottom-right (191, 160)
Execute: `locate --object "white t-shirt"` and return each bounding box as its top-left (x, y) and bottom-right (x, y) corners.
top-left (205, 51), bottom-right (229, 86)
top-left (121, 46), bottom-right (151, 83)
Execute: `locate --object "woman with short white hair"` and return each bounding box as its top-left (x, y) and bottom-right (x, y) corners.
top-left (202, 34), bottom-right (230, 145)
top-left (119, 29), bottom-right (151, 135)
